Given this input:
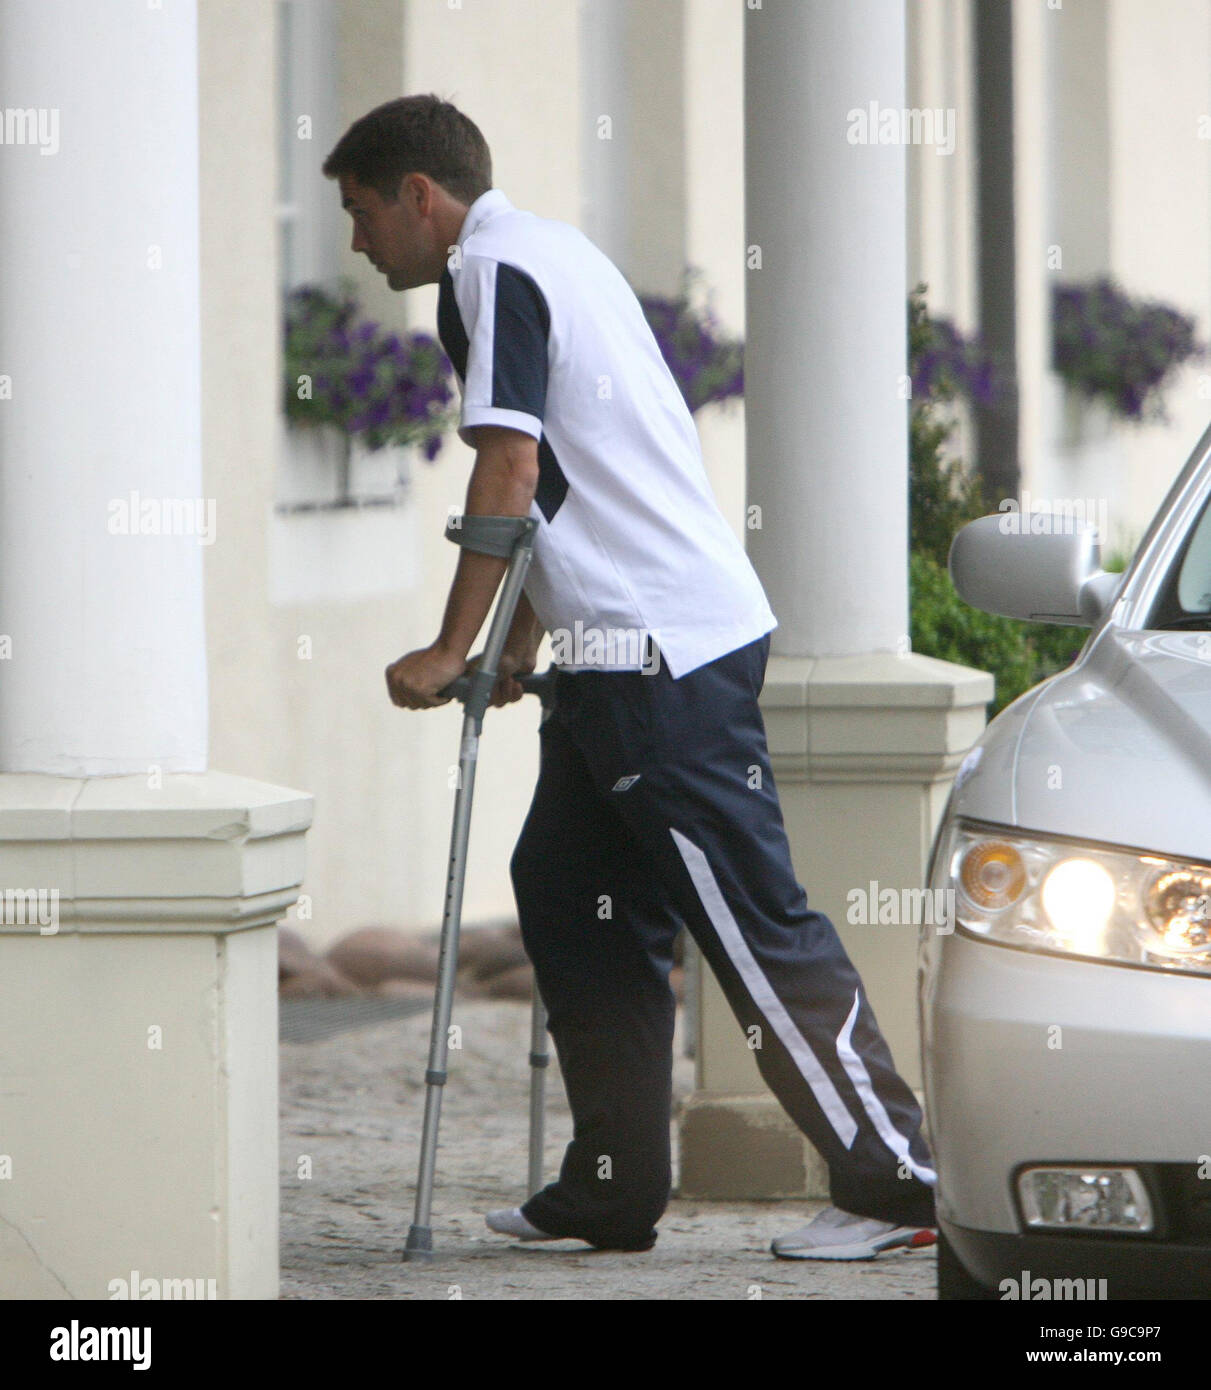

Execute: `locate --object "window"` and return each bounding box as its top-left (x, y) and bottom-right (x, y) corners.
top-left (269, 0), bottom-right (421, 603)
top-left (274, 0), bottom-right (408, 514)
top-left (276, 0), bottom-right (341, 294)
top-left (1148, 488), bottom-right (1211, 628)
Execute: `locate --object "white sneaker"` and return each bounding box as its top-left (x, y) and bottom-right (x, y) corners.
top-left (484, 1206), bottom-right (562, 1242)
top-left (771, 1205), bottom-right (937, 1260)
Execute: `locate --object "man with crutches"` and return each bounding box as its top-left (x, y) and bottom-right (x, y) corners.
top-left (325, 94), bottom-right (938, 1259)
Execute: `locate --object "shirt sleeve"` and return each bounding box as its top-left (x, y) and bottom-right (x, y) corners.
top-left (452, 254), bottom-right (550, 447)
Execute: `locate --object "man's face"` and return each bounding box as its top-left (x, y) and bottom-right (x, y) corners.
top-left (338, 171), bottom-right (435, 291)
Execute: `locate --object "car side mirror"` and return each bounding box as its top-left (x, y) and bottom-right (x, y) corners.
top-left (948, 514), bottom-right (1121, 626)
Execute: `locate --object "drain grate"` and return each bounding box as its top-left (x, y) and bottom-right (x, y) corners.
top-left (279, 994), bottom-right (432, 1044)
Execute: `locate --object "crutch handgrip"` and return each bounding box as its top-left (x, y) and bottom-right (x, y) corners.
top-left (439, 668), bottom-right (558, 709)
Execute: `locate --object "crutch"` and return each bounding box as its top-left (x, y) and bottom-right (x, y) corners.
top-left (402, 512), bottom-right (555, 1261)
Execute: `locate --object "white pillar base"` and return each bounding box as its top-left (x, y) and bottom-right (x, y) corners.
top-left (679, 653), bottom-right (992, 1199)
top-left (0, 772), bottom-right (312, 1299)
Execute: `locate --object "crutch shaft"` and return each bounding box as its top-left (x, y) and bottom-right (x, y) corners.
top-left (403, 712), bottom-right (480, 1258)
top-left (402, 513), bottom-right (538, 1261)
top-left (527, 983), bottom-right (549, 1196)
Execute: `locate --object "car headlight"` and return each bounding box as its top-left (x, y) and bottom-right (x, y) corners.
top-left (932, 818), bottom-right (1211, 976)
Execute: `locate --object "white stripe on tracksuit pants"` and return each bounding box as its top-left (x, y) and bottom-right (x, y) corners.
top-left (511, 632), bottom-right (937, 1250)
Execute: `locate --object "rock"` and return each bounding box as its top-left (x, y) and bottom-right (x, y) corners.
top-left (372, 977), bottom-right (435, 1002)
top-left (279, 957), bottom-right (360, 998)
top-left (457, 922), bottom-right (525, 980)
top-left (278, 924), bottom-right (318, 982)
top-left (326, 926), bottom-right (441, 988)
top-left (468, 940), bottom-right (530, 982)
top-left (452, 970), bottom-right (491, 1000)
top-left (481, 962), bottom-right (535, 1000)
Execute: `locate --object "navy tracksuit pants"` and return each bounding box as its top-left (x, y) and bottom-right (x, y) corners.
top-left (512, 632), bottom-right (936, 1250)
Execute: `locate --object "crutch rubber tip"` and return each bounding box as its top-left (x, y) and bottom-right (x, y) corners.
top-left (402, 1226), bottom-right (434, 1261)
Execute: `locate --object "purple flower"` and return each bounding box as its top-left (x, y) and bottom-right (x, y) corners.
top-left (1052, 277), bottom-right (1204, 423)
top-left (908, 309), bottom-right (1005, 408)
top-left (348, 364), bottom-right (375, 398)
top-left (284, 281), bottom-right (457, 458)
top-left (638, 280), bottom-right (744, 414)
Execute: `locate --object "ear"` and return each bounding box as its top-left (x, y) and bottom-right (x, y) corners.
top-left (401, 171), bottom-right (432, 215)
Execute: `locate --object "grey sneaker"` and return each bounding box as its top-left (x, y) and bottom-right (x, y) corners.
top-left (771, 1205), bottom-right (936, 1260)
top-left (484, 1206), bottom-right (562, 1242)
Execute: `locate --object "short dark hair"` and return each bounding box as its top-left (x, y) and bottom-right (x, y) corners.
top-left (322, 94), bottom-right (492, 206)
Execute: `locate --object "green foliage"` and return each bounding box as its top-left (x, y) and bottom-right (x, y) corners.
top-left (1027, 620), bottom-right (1092, 690)
top-left (909, 552), bottom-right (1039, 710)
top-left (908, 289), bottom-right (988, 570)
top-left (1102, 544), bottom-right (1133, 575)
top-left (908, 286), bottom-right (1089, 715)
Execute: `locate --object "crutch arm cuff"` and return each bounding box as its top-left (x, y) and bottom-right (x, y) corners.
top-left (445, 514), bottom-right (537, 558)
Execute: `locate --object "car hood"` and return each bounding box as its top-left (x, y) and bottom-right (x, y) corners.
top-left (950, 627), bottom-right (1211, 865)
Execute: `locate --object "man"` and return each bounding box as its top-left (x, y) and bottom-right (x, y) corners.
top-left (323, 95), bottom-right (938, 1259)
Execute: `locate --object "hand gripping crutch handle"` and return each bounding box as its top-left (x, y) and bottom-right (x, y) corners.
top-left (437, 514), bottom-right (539, 727)
top-left (439, 667), bottom-right (558, 711)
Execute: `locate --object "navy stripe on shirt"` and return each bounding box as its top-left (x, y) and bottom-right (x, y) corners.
top-left (437, 268), bottom-right (468, 380)
top-left (491, 262), bottom-right (550, 418)
top-left (536, 436), bottom-right (569, 524)
top-left (437, 260), bottom-right (568, 523)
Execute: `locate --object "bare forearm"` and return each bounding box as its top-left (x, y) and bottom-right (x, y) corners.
top-left (435, 549), bottom-right (509, 662)
top-left (434, 431), bottom-right (539, 661)
top-left (504, 590), bottom-right (545, 660)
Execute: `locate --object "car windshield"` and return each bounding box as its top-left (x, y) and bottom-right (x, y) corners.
top-left (1147, 486), bottom-right (1211, 628)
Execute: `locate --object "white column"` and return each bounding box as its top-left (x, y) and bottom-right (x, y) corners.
top-left (0, 0), bottom-right (207, 775)
top-left (579, 0), bottom-right (632, 270)
top-left (1012, 0), bottom-right (1050, 523)
top-left (907, 0), bottom-right (978, 331)
top-left (680, 0), bottom-right (993, 1200)
top-left (683, 0), bottom-right (747, 535)
top-left (1106, 0), bottom-right (1211, 539)
top-left (745, 0), bottom-right (909, 659)
top-left (906, 0), bottom-right (979, 476)
top-left (578, 0), bottom-right (685, 293)
top-left (0, 0), bottom-right (311, 1297)
top-left (0, 772), bottom-right (311, 1300)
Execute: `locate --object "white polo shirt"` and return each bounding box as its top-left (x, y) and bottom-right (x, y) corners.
top-left (436, 188), bottom-right (777, 679)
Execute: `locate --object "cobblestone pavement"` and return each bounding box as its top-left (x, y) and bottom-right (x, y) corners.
top-left (280, 998), bottom-right (937, 1300)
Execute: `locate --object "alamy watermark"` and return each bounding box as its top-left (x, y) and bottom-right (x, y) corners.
top-left (846, 101), bottom-right (955, 157)
top-left (107, 491), bottom-right (216, 546)
top-left (0, 107), bottom-right (59, 155)
top-left (50, 1321), bottom-right (150, 1370)
top-left (1000, 1269), bottom-right (1108, 1301)
top-left (998, 491), bottom-right (1109, 542)
top-left (846, 880), bottom-right (954, 933)
top-left (1, 887), bottom-right (59, 934)
top-left (108, 1270), bottom-right (217, 1300)
top-left (548, 622), bottom-right (661, 674)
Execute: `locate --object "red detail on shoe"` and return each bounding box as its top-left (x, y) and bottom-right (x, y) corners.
top-left (909, 1229), bottom-right (938, 1248)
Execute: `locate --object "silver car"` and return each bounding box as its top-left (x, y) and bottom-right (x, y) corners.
top-left (921, 422), bottom-right (1211, 1300)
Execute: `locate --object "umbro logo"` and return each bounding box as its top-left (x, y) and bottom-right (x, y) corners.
top-left (611, 774), bottom-right (642, 792)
